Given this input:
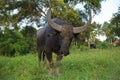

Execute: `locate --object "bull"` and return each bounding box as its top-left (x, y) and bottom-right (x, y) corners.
top-left (37, 8), bottom-right (92, 76)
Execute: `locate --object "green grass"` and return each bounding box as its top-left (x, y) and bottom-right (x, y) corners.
top-left (0, 47), bottom-right (120, 80)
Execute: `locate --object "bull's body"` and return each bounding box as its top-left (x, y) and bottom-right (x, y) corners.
top-left (37, 8), bottom-right (92, 76)
top-left (37, 18), bottom-right (73, 75)
top-left (37, 18), bottom-right (71, 56)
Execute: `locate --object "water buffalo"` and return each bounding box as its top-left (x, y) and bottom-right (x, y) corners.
top-left (37, 8), bottom-right (92, 76)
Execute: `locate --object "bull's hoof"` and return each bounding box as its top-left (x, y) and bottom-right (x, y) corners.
top-left (56, 71), bottom-right (61, 77)
top-left (44, 65), bottom-right (49, 70)
top-left (49, 70), bottom-right (54, 76)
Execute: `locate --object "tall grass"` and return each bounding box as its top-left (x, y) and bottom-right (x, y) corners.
top-left (0, 47), bottom-right (120, 80)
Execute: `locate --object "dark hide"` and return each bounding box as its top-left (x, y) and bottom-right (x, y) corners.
top-left (37, 18), bottom-right (73, 76)
top-left (37, 8), bottom-right (91, 76)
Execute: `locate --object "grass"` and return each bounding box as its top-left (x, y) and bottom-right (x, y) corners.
top-left (0, 47), bottom-right (120, 80)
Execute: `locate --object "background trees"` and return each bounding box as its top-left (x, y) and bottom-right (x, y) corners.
top-left (102, 5), bottom-right (120, 43)
top-left (2, 0), bottom-right (119, 56)
top-left (110, 6), bottom-right (120, 38)
top-left (0, 26), bottom-right (36, 56)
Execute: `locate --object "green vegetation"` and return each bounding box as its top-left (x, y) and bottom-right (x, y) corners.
top-left (0, 26), bottom-right (36, 56)
top-left (0, 47), bottom-right (120, 80)
top-left (0, 0), bottom-right (105, 57)
top-left (0, 0), bottom-right (120, 79)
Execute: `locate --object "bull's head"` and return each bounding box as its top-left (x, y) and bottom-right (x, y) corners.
top-left (47, 8), bottom-right (92, 56)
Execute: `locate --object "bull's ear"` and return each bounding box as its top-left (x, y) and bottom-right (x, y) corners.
top-left (73, 33), bottom-right (85, 41)
top-left (48, 32), bottom-right (58, 37)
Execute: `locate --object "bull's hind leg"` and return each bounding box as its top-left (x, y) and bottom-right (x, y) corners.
top-left (56, 54), bottom-right (63, 76)
top-left (43, 54), bottom-right (49, 70)
top-left (45, 52), bottom-right (54, 75)
top-left (38, 48), bottom-right (42, 67)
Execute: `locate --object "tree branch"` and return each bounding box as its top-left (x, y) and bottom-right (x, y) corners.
top-left (32, 0), bottom-right (46, 17)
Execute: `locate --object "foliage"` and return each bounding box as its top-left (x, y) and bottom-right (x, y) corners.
top-left (0, 26), bottom-right (36, 56)
top-left (0, 0), bottom-right (105, 56)
top-left (102, 5), bottom-right (120, 40)
top-left (102, 22), bottom-right (115, 44)
top-left (0, 0), bottom-right (40, 27)
top-left (79, 45), bottom-right (89, 51)
top-left (0, 47), bottom-right (120, 80)
top-left (110, 5), bottom-right (120, 37)
top-left (21, 26), bottom-right (37, 53)
top-left (0, 0), bottom-right (104, 27)
top-left (96, 41), bottom-right (114, 49)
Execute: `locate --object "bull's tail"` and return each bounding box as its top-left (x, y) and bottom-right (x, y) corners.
top-left (43, 51), bottom-right (45, 61)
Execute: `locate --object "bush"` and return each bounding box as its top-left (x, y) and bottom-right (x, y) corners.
top-left (0, 26), bottom-right (37, 57)
top-left (71, 41), bottom-right (89, 51)
top-left (97, 41), bottom-right (114, 49)
top-left (79, 45), bottom-right (89, 51)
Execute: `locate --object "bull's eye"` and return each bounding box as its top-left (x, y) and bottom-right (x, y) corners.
top-left (60, 33), bottom-right (63, 38)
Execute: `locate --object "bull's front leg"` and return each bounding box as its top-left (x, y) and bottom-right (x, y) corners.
top-left (56, 54), bottom-right (63, 76)
top-left (49, 60), bottom-right (53, 75)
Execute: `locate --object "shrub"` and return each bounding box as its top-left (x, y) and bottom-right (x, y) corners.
top-left (97, 41), bottom-right (114, 49)
top-left (79, 45), bottom-right (89, 51)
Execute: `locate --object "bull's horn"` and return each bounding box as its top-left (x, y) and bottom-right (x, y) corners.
top-left (47, 8), bottom-right (62, 32)
top-left (73, 9), bottom-right (92, 33)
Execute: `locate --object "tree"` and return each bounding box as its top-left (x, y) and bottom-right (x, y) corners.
top-left (102, 5), bottom-right (120, 43)
top-left (110, 5), bottom-right (120, 38)
top-left (21, 26), bottom-right (37, 54)
top-left (0, 0), bottom-right (105, 28)
top-left (0, 28), bottom-right (23, 56)
top-left (0, 26), bottom-right (37, 56)
top-left (0, 0), bottom-right (105, 56)
top-left (102, 22), bottom-right (115, 43)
